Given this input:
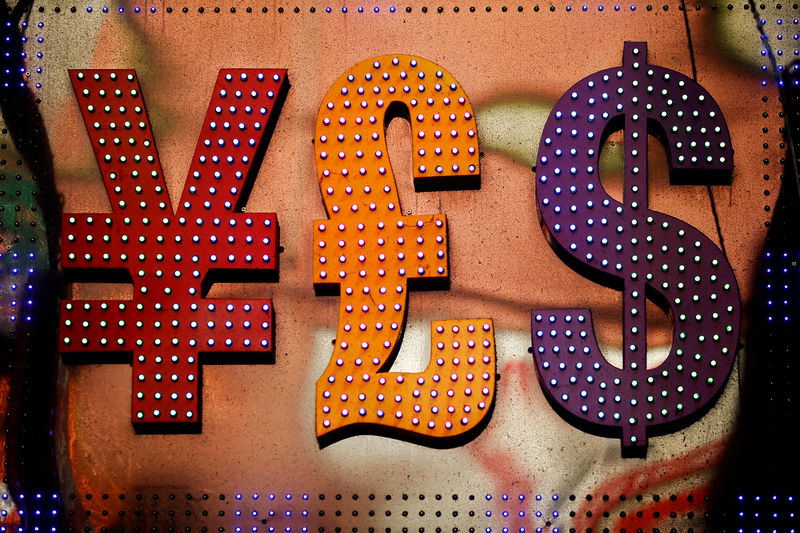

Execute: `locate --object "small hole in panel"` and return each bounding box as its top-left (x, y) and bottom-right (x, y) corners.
top-left (377, 103), bottom-right (444, 374)
top-left (384, 103), bottom-right (415, 215)
top-left (69, 280), bottom-right (134, 301)
top-left (591, 129), bottom-right (674, 370)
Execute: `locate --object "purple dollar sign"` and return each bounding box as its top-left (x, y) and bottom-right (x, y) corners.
top-left (532, 42), bottom-right (741, 455)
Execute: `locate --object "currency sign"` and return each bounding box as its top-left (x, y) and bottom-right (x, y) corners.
top-left (532, 42), bottom-right (741, 454)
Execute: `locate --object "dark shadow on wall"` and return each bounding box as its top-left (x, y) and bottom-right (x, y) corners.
top-left (711, 59), bottom-right (800, 531)
top-left (0, 1), bottom-right (64, 530)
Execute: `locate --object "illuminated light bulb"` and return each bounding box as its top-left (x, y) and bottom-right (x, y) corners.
top-left (60, 68), bottom-right (286, 429)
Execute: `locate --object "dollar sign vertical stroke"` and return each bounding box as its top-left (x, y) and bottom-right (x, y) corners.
top-left (532, 42), bottom-right (741, 454)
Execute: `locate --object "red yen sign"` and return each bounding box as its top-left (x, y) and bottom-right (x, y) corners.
top-left (61, 69), bottom-right (287, 430)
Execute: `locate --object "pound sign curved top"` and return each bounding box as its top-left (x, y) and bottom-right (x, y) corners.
top-left (313, 55), bottom-right (496, 444)
top-left (532, 43), bottom-right (741, 455)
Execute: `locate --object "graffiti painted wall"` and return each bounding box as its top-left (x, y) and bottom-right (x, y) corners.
top-left (1, 1), bottom-right (798, 531)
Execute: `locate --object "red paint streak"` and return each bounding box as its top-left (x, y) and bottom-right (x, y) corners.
top-left (574, 439), bottom-right (724, 531)
top-left (614, 484), bottom-right (712, 531)
top-left (0, 376), bottom-right (21, 531)
top-left (469, 360), bottom-right (538, 532)
top-left (511, 359), bottom-right (536, 393)
top-left (65, 379), bottom-right (127, 531)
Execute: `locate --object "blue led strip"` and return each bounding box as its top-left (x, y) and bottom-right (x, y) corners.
top-left (85, 6), bottom-right (158, 13)
top-left (227, 492), bottom-right (570, 533)
top-left (757, 7), bottom-right (800, 79)
top-left (717, 14), bottom-right (800, 530)
top-left (0, 4), bottom-right (63, 533)
top-left (31, 489), bottom-right (718, 530)
top-left (1, 19), bottom-right (44, 91)
top-left (221, 491), bottom-right (708, 532)
top-left (735, 494), bottom-right (798, 533)
top-left (0, 493), bottom-right (61, 533)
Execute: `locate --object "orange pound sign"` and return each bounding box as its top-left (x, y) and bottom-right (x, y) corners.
top-left (313, 55), bottom-right (496, 444)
